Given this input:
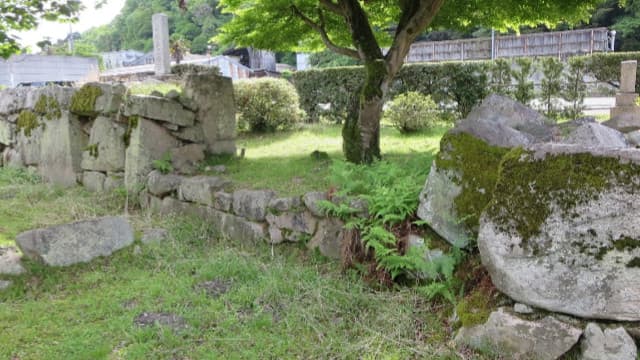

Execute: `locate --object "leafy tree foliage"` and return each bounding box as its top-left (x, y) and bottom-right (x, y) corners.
top-left (80, 0), bottom-right (230, 54)
top-left (217, 0), bottom-right (604, 164)
top-left (1, 0), bottom-right (82, 58)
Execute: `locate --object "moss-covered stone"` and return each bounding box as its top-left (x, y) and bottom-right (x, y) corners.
top-left (487, 148), bottom-right (640, 252)
top-left (456, 290), bottom-right (493, 328)
top-left (34, 94), bottom-right (62, 120)
top-left (627, 257), bottom-right (640, 268)
top-left (70, 85), bottom-right (103, 116)
top-left (435, 132), bottom-right (510, 235)
top-left (16, 110), bottom-right (40, 137)
top-left (84, 143), bottom-right (99, 158)
top-left (122, 116), bottom-right (139, 147)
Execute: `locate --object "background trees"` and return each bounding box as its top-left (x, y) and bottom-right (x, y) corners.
top-left (217, 0), bottom-right (605, 164)
top-left (0, 0), bottom-right (82, 58)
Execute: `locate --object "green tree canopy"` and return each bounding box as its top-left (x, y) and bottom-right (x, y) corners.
top-left (1, 0), bottom-right (82, 58)
top-left (217, 0), bottom-right (605, 164)
top-left (79, 0), bottom-right (230, 54)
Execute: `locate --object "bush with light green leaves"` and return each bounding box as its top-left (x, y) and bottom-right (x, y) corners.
top-left (234, 78), bottom-right (306, 132)
top-left (383, 92), bottom-right (441, 133)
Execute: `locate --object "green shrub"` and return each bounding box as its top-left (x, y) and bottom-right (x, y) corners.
top-left (234, 78), bottom-right (306, 132)
top-left (489, 59), bottom-right (512, 96)
top-left (513, 58), bottom-right (535, 105)
top-left (292, 61), bottom-right (489, 122)
top-left (383, 92), bottom-right (441, 133)
top-left (539, 57), bottom-right (564, 121)
top-left (576, 51), bottom-right (640, 93)
top-left (563, 57), bottom-right (588, 120)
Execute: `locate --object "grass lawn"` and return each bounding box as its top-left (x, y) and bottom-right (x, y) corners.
top-left (202, 124), bottom-right (448, 196)
top-left (0, 167), bottom-right (472, 360)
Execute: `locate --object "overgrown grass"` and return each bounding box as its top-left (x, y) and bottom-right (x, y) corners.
top-left (0, 168), bottom-right (474, 359)
top-left (203, 124), bottom-right (448, 196)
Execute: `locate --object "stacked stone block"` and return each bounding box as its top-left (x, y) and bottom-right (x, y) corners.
top-left (0, 73), bottom-right (237, 190)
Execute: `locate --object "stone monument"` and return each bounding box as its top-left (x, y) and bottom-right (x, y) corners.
top-left (604, 60), bottom-right (640, 133)
top-left (152, 13), bottom-right (171, 76)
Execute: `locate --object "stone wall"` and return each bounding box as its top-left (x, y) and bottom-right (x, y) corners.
top-left (0, 73), bottom-right (236, 191)
top-left (140, 171), bottom-right (344, 259)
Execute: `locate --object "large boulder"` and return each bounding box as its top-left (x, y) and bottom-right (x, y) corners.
top-left (182, 74), bottom-right (236, 154)
top-left (124, 95), bottom-right (195, 127)
top-left (455, 308), bottom-right (582, 360)
top-left (81, 116), bottom-right (127, 172)
top-left (417, 95), bottom-right (552, 247)
top-left (562, 122), bottom-right (628, 148)
top-left (581, 323), bottom-right (637, 360)
top-left (38, 111), bottom-right (88, 187)
top-left (0, 120), bottom-right (15, 146)
top-left (124, 118), bottom-right (181, 190)
top-left (16, 216), bottom-right (134, 267)
top-left (478, 144), bottom-right (640, 321)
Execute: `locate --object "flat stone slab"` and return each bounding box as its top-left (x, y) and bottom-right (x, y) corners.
top-left (0, 247), bottom-right (25, 275)
top-left (581, 323), bottom-right (637, 360)
top-left (455, 308), bottom-right (582, 360)
top-left (124, 95), bottom-right (195, 127)
top-left (16, 216), bottom-right (134, 267)
top-left (178, 176), bottom-right (231, 207)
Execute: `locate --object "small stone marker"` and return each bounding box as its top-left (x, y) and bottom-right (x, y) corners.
top-left (152, 13), bottom-right (171, 76)
top-left (620, 60), bottom-right (637, 93)
top-left (606, 60), bottom-right (640, 130)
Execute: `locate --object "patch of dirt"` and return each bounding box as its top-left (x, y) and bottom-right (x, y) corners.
top-left (121, 299), bottom-right (139, 310)
top-left (133, 312), bottom-right (188, 331)
top-left (195, 278), bottom-right (233, 298)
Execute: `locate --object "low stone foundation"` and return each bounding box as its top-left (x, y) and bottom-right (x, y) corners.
top-left (140, 171), bottom-right (345, 258)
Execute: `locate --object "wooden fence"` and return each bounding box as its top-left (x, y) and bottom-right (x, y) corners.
top-left (406, 28), bottom-right (612, 63)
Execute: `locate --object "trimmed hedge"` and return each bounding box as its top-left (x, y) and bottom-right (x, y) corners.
top-left (292, 61), bottom-right (490, 122)
top-left (293, 52), bottom-right (640, 123)
top-left (576, 51), bottom-right (640, 93)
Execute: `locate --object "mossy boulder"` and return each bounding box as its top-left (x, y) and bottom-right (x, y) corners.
top-left (418, 95), bottom-right (552, 247)
top-left (70, 83), bottom-right (125, 117)
top-left (478, 144), bottom-right (640, 321)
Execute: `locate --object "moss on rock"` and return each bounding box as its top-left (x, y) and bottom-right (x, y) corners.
top-left (434, 132), bottom-right (509, 235)
top-left (84, 143), bottom-right (99, 158)
top-left (34, 94), bottom-right (61, 120)
top-left (456, 290), bottom-right (493, 328)
top-left (122, 116), bottom-right (139, 147)
top-left (16, 110), bottom-right (40, 137)
top-left (70, 85), bottom-right (103, 116)
top-left (486, 148), bottom-right (640, 253)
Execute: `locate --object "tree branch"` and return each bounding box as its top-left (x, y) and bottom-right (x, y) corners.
top-left (291, 5), bottom-right (360, 59)
top-left (385, 0), bottom-right (445, 75)
top-left (319, 0), bottom-right (343, 15)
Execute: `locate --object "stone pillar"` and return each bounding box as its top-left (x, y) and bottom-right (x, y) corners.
top-left (620, 60), bottom-right (637, 93)
top-left (183, 74), bottom-right (237, 155)
top-left (605, 60), bottom-right (640, 133)
top-left (152, 13), bottom-right (171, 76)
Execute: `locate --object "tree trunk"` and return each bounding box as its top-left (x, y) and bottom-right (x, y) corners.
top-left (343, 59), bottom-right (389, 164)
